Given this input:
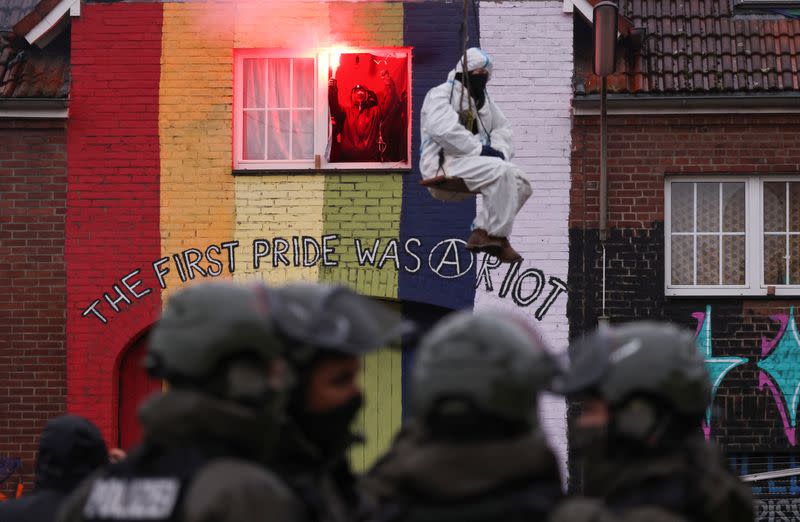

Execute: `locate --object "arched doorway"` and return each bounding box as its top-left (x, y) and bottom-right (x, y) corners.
top-left (117, 329), bottom-right (162, 449)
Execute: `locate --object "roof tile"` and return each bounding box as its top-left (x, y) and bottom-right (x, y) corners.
top-left (578, 0), bottom-right (800, 94)
top-left (0, 29), bottom-right (69, 99)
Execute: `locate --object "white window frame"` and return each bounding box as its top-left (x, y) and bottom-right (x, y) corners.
top-left (665, 176), bottom-right (800, 297)
top-left (233, 47), bottom-right (412, 171)
top-left (758, 178), bottom-right (800, 294)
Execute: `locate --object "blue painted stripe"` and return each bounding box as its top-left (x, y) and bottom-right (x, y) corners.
top-left (400, 0), bottom-right (478, 312)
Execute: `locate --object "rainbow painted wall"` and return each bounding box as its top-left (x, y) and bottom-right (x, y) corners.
top-left (66, 1), bottom-right (484, 469)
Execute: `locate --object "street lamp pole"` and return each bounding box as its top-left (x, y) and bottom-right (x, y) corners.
top-left (593, 1), bottom-right (618, 243)
top-left (593, 1), bottom-right (618, 324)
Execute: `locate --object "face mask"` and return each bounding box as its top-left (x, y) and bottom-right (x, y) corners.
top-left (454, 72), bottom-right (489, 109)
top-left (466, 73), bottom-right (488, 108)
top-left (296, 394), bottom-right (364, 457)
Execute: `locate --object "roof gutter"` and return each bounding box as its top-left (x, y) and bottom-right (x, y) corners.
top-left (0, 97), bottom-right (68, 118)
top-left (573, 93), bottom-right (800, 115)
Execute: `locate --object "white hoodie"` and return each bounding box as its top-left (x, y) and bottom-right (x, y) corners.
top-left (419, 47), bottom-right (514, 180)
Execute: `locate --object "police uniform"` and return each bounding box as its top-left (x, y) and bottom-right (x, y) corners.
top-left (60, 391), bottom-right (300, 522)
top-left (58, 282), bottom-right (305, 522)
top-left (550, 322), bottom-right (754, 522)
top-left (264, 283), bottom-right (413, 522)
top-left (362, 311), bottom-right (563, 522)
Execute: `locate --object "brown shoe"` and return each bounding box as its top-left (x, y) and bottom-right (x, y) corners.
top-left (496, 238), bottom-right (523, 263)
top-left (466, 229), bottom-right (504, 251)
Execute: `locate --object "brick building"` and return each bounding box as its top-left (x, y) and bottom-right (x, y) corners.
top-left (569, 1), bottom-right (800, 515)
top-left (0, 0), bottom-right (575, 495)
top-left (0, 0), bottom-right (71, 495)
top-left (3, 2), bottom-right (800, 515)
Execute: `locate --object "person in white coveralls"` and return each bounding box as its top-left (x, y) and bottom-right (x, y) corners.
top-left (419, 47), bottom-right (532, 263)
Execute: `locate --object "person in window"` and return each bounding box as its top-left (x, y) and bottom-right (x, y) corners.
top-left (420, 47), bottom-right (532, 263)
top-left (329, 69), bottom-right (398, 162)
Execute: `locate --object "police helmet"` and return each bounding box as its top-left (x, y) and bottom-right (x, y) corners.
top-left (146, 281), bottom-right (283, 382)
top-left (268, 282), bottom-right (413, 369)
top-left (410, 310), bottom-right (557, 432)
top-left (556, 322), bottom-right (710, 419)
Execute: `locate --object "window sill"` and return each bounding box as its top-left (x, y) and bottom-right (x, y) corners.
top-left (232, 168), bottom-right (412, 176)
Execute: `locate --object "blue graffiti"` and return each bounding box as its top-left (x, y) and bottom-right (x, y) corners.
top-left (758, 306), bottom-right (800, 446)
top-left (693, 305), bottom-right (748, 437)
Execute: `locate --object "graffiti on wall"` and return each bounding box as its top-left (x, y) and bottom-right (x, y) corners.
top-left (729, 454), bottom-right (800, 522)
top-left (693, 305), bottom-right (800, 446)
top-left (692, 305), bottom-right (748, 439)
top-left (756, 499), bottom-right (800, 522)
top-left (758, 306), bottom-right (800, 446)
top-left (81, 236), bottom-right (569, 325)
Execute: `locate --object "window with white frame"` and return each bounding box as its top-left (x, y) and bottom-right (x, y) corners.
top-left (234, 48), bottom-right (411, 171)
top-left (763, 181), bottom-right (800, 286)
top-left (666, 177), bottom-right (800, 296)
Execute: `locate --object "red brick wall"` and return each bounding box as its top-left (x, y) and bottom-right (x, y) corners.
top-left (571, 114), bottom-right (800, 229)
top-left (66, 3), bottom-right (163, 445)
top-left (0, 119), bottom-right (67, 495)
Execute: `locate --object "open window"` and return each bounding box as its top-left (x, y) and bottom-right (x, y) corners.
top-left (234, 48), bottom-right (411, 171)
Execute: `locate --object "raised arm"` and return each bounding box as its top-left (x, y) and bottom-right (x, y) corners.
top-left (328, 78), bottom-right (345, 125)
top-left (379, 69), bottom-right (399, 117)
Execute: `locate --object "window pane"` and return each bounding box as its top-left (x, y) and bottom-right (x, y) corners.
top-left (671, 235), bottom-right (694, 285)
top-left (764, 182), bottom-right (787, 232)
top-left (764, 235), bottom-right (787, 285)
top-left (266, 110), bottom-right (290, 160)
top-left (722, 182), bottom-right (746, 232)
top-left (697, 235), bottom-right (720, 285)
top-left (791, 236), bottom-right (800, 285)
top-left (294, 58), bottom-right (315, 109)
top-left (697, 183), bottom-right (720, 232)
top-left (292, 110), bottom-right (314, 160)
top-left (722, 235), bottom-right (745, 285)
top-left (243, 59), bottom-right (265, 108)
top-left (267, 58), bottom-right (291, 108)
top-left (790, 182), bottom-right (800, 233)
top-left (671, 183), bottom-right (694, 233)
top-left (243, 110), bottom-right (265, 160)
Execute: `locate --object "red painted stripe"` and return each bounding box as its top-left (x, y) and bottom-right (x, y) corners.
top-left (66, 3), bottom-right (163, 445)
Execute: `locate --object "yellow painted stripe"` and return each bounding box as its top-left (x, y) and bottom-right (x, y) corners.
top-left (321, 1), bottom-right (405, 472)
top-left (160, 3), bottom-right (235, 296)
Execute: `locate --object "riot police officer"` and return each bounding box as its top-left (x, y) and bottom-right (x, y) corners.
top-left (361, 310), bottom-right (563, 522)
top-left (59, 281), bottom-right (301, 522)
top-left (550, 322), bottom-right (753, 522)
top-left (263, 282), bottom-right (411, 522)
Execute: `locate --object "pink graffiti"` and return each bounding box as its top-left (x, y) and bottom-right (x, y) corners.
top-left (759, 313), bottom-right (795, 446)
top-left (692, 311), bottom-right (705, 338)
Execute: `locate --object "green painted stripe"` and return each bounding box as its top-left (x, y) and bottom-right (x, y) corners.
top-left (323, 1), bottom-right (405, 473)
